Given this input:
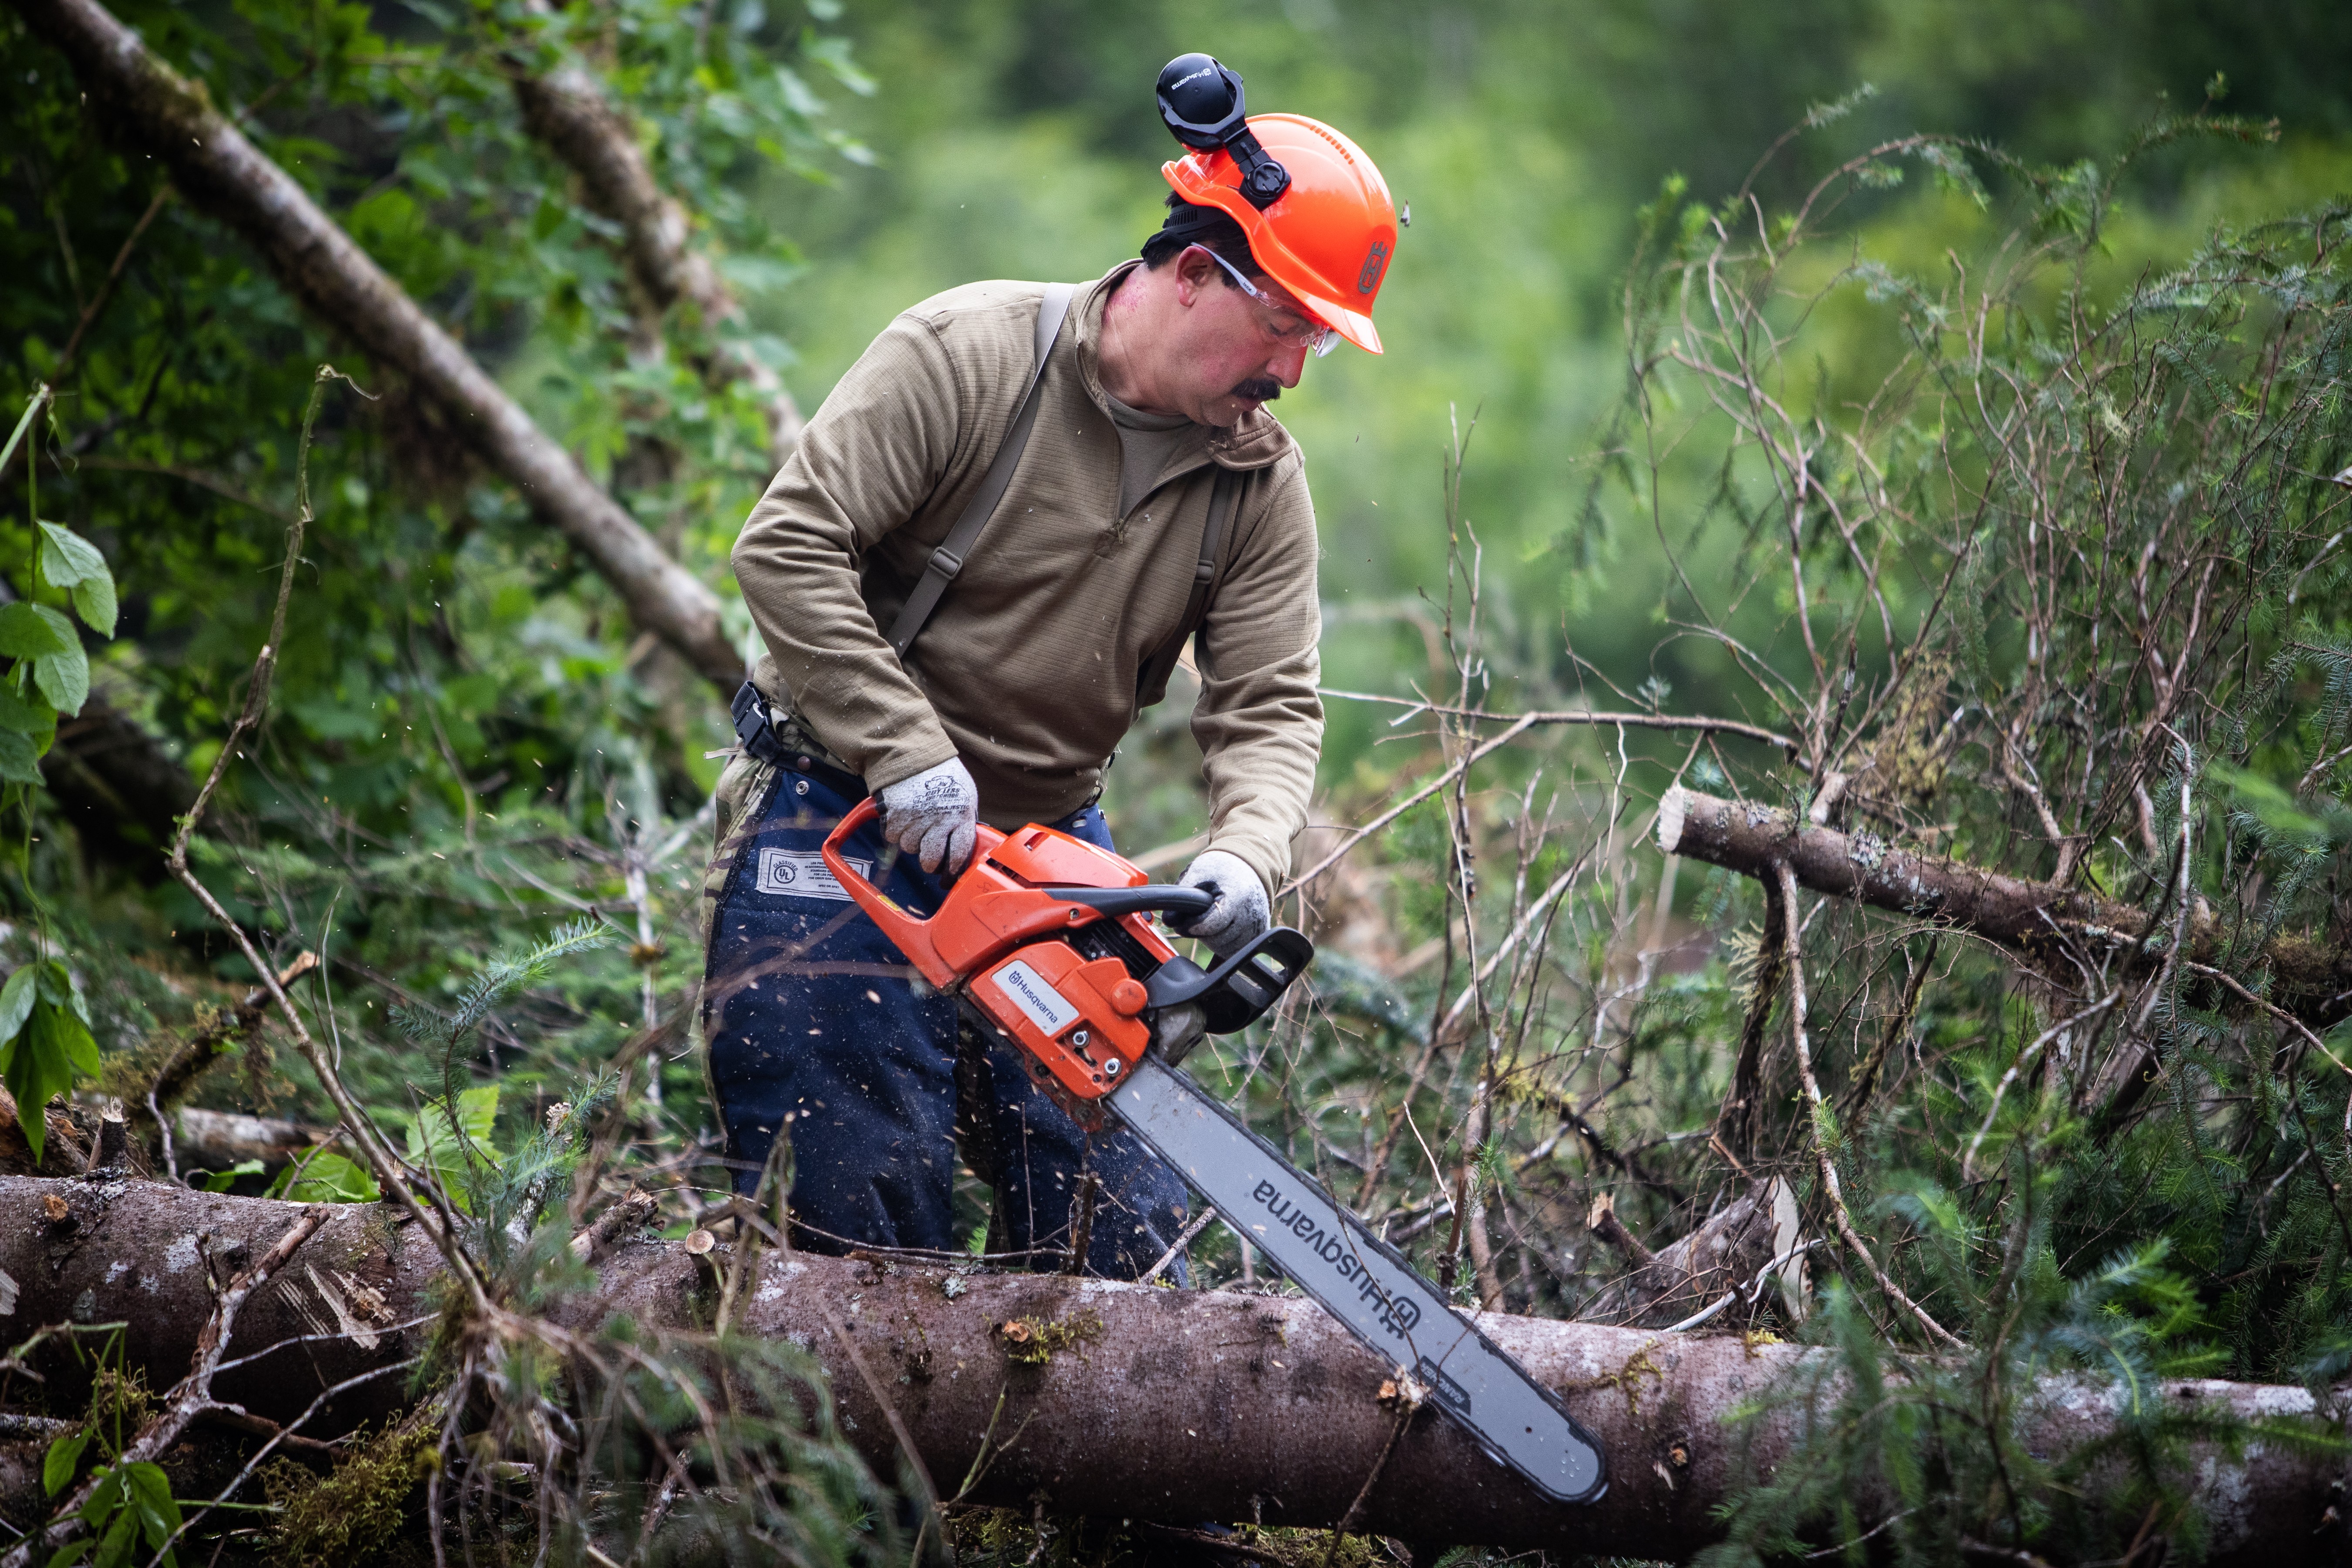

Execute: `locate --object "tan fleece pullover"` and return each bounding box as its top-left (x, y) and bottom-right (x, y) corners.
top-left (730, 265), bottom-right (1324, 898)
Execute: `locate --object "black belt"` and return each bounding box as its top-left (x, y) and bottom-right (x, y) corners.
top-left (730, 683), bottom-right (868, 801)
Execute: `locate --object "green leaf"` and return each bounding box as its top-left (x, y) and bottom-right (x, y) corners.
top-left (33, 641), bottom-right (88, 717)
top-left (57, 965), bottom-right (89, 1028)
top-left (456, 1084), bottom-right (500, 1145)
top-left (37, 961), bottom-right (88, 1026)
top-left (0, 730), bottom-right (43, 785)
top-left (36, 1004), bottom-right (100, 1080)
top-left (43, 1429), bottom-right (88, 1496)
top-left (264, 1148), bottom-right (380, 1204)
top-left (0, 966), bottom-right (37, 1046)
top-left (7, 1000), bottom-right (97, 1166)
top-left (122, 1461), bottom-right (180, 1549)
top-left (37, 522), bottom-right (107, 589)
top-left (69, 576), bottom-right (116, 641)
top-left (90, 1499), bottom-right (138, 1568)
top-left (74, 1463), bottom-right (122, 1526)
top-left (405, 1085), bottom-right (499, 1212)
top-left (10, 1074), bottom-right (47, 1169)
top-left (0, 602), bottom-right (71, 660)
top-left (194, 1159), bottom-right (265, 1194)
top-left (0, 679), bottom-right (57, 737)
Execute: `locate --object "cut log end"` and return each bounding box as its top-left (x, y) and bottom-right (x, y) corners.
top-left (1656, 785), bottom-right (1688, 855)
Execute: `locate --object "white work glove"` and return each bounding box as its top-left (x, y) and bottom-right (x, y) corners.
top-left (879, 757), bottom-right (979, 874)
top-left (1173, 849), bottom-right (1268, 958)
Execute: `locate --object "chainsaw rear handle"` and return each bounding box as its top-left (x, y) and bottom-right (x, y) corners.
top-left (816, 795), bottom-right (989, 989)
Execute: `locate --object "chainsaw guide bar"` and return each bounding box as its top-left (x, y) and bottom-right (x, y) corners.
top-left (1114, 1058), bottom-right (1607, 1504)
top-left (818, 801), bottom-right (1609, 1505)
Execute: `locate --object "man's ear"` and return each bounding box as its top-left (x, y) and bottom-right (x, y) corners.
top-left (1171, 247), bottom-right (1220, 309)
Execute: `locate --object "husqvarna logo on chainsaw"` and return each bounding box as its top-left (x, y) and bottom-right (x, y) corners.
top-left (991, 961), bottom-right (1079, 1036)
top-left (1250, 1178), bottom-right (1419, 1337)
top-left (1357, 239), bottom-right (1390, 295)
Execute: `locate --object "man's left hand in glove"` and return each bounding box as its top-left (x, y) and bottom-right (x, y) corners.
top-left (1173, 848), bottom-right (1269, 957)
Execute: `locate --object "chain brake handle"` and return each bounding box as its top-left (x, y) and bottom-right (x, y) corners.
top-left (1144, 926), bottom-right (1315, 1035)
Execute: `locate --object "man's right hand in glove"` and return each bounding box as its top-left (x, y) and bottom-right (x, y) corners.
top-left (1172, 848), bottom-right (1270, 958)
top-left (878, 757), bottom-right (980, 874)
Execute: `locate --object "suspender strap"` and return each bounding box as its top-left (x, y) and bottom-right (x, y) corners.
top-left (1136, 464), bottom-right (1244, 709)
top-left (886, 282), bottom-right (1076, 660)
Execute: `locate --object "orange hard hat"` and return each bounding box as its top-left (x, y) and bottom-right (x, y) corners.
top-left (1161, 113), bottom-right (1398, 355)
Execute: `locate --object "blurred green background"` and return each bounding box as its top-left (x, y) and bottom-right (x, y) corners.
top-left (721, 0), bottom-right (2352, 842)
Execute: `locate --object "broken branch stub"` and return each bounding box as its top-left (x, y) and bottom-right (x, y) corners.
top-left (1654, 786), bottom-right (2352, 1026)
top-left (1582, 1182), bottom-right (1808, 1331)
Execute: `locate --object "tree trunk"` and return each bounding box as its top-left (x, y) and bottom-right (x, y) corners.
top-left (10, 0), bottom-right (744, 691)
top-left (1656, 785), bottom-right (2352, 1026)
top-left (510, 55), bottom-right (805, 466)
top-left (0, 1176), bottom-right (2340, 1561)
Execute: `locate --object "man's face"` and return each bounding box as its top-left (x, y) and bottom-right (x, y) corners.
top-left (1165, 248), bottom-right (1317, 426)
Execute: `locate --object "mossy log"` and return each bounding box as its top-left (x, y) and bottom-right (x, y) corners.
top-left (0, 1175), bottom-right (2341, 1560)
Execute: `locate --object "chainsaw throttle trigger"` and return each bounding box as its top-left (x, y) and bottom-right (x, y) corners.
top-left (1143, 925), bottom-right (1314, 1034)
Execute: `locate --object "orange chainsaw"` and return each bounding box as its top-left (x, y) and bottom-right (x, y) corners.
top-left (819, 798), bottom-right (1607, 1506)
top-left (820, 796), bottom-right (1307, 1126)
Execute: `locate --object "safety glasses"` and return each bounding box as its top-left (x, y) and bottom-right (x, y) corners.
top-left (1190, 245), bottom-right (1340, 358)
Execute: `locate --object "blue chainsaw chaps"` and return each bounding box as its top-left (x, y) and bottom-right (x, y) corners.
top-left (702, 764), bottom-right (1190, 1281)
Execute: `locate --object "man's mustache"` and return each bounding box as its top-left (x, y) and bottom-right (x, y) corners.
top-left (1229, 377), bottom-right (1283, 402)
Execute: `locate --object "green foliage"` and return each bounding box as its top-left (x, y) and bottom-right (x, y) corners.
top-left (189, 1157), bottom-right (264, 1193)
top-left (53, 1460), bottom-right (183, 1568)
top-left (37, 1331), bottom-right (182, 1568)
top-left (402, 1084), bottom-right (501, 1207)
top-left (0, 386), bottom-right (124, 1164)
top-left (0, 959), bottom-right (100, 1166)
top-left (260, 1419), bottom-right (436, 1568)
top-left (585, 1319), bottom-right (902, 1568)
top-left (263, 1146), bottom-right (382, 1204)
top-left (0, 390), bottom-right (118, 757)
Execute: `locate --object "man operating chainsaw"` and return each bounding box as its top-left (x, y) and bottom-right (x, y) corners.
top-left (702, 56), bottom-right (1397, 1279)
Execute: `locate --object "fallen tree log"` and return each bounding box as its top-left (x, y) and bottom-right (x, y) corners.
top-left (0, 1175), bottom-right (2340, 1561)
top-left (1656, 785), bottom-right (2352, 1026)
top-left (10, 0), bottom-right (743, 690)
top-left (166, 1107), bottom-right (321, 1171)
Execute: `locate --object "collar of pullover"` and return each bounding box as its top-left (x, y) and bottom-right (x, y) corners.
top-left (1073, 262), bottom-right (1299, 474)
